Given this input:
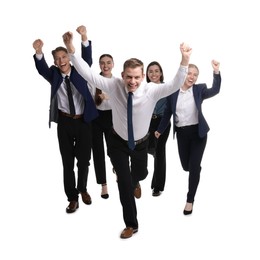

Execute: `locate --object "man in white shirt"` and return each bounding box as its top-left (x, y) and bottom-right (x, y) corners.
top-left (62, 30), bottom-right (192, 239)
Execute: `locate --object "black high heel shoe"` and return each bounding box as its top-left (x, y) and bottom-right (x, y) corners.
top-left (183, 202), bottom-right (193, 215)
top-left (101, 194), bottom-right (109, 199)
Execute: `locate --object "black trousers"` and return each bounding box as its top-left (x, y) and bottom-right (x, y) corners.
top-left (107, 130), bottom-right (149, 229)
top-left (175, 124), bottom-right (207, 203)
top-left (91, 109), bottom-right (113, 184)
top-left (57, 115), bottom-right (92, 202)
top-left (148, 117), bottom-right (171, 191)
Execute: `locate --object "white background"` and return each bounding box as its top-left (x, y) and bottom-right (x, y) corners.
top-left (1, 0), bottom-right (260, 259)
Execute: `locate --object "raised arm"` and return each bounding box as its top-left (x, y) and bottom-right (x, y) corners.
top-left (62, 31), bottom-right (114, 92)
top-left (201, 60), bottom-right (221, 99)
top-left (76, 25), bottom-right (93, 66)
top-left (76, 25), bottom-right (88, 42)
top-left (211, 59), bottom-right (220, 74)
top-left (63, 31), bottom-right (75, 54)
top-left (180, 42), bottom-right (192, 66)
top-left (32, 39), bottom-right (44, 55)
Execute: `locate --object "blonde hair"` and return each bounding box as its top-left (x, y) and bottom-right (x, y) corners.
top-left (188, 64), bottom-right (199, 75)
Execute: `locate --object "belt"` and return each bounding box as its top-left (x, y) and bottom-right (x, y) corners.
top-left (152, 114), bottom-right (161, 119)
top-left (135, 132), bottom-right (150, 145)
top-left (59, 111), bottom-right (83, 119)
top-left (176, 124), bottom-right (198, 130)
top-left (112, 129), bottom-right (150, 145)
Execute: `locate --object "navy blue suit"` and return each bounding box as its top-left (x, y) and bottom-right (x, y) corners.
top-left (158, 72), bottom-right (221, 203)
top-left (33, 42), bottom-right (98, 202)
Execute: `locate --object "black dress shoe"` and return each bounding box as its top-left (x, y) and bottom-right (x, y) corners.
top-left (80, 192), bottom-right (92, 205)
top-left (152, 189), bottom-right (161, 197)
top-left (66, 201), bottom-right (79, 213)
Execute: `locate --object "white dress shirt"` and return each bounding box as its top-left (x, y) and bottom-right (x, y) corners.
top-left (175, 87), bottom-right (198, 127)
top-left (70, 53), bottom-right (188, 141)
top-left (57, 73), bottom-right (84, 115)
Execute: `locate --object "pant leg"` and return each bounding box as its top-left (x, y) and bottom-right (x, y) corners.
top-left (108, 132), bottom-right (139, 229)
top-left (57, 116), bottom-right (78, 202)
top-left (91, 121), bottom-right (107, 184)
top-left (151, 122), bottom-right (171, 191)
top-left (92, 110), bottom-right (112, 184)
top-left (176, 125), bottom-right (207, 203)
top-left (130, 139), bottom-right (149, 187)
top-left (74, 120), bottom-right (92, 193)
top-left (187, 133), bottom-right (207, 203)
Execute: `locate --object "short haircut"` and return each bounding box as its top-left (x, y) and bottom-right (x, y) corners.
top-left (123, 58), bottom-right (144, 73)
top-left (51, 46), bottom-right (68, 58)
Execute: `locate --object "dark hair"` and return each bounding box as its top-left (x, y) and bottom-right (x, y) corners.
top-left (146, 61), bottom-right (164, 83)
top-left (99, 54), bottom-right (114, 62)
top-left (51, 46), bottom-right (68, 58)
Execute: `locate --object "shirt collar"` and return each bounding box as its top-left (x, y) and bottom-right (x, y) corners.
top-left (180, 86), bottom-right (193, 93)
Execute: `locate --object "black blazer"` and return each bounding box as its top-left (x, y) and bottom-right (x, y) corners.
top-left (33, 42), bottom-right (98, 127)
top-left (158, 73), bottom-right (221, 138)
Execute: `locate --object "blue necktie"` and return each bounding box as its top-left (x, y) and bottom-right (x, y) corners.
top-left (127, 92), bottom-right (135, 150)
top-left (65, 76), bottom-right (76, 116)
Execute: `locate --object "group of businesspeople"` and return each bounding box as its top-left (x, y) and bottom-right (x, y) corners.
top-left (33, 25), bottom-right (221, 239)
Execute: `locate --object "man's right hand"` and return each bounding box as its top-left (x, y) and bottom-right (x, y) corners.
top-left (62, 32), bottom-right (75, 54)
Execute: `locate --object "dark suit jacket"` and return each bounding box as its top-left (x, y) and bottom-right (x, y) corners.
top-left (33, 41), bottom-right (98, 127)
top-left (157, 73), bottom-right (221, 138)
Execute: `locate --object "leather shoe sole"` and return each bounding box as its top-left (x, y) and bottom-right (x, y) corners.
top-left (66, 201), bottom-right (79, 213)
top-left (120, 227), bottom-right (138, 239)
top-left (134, 183), bottom-right (141, 199)
top-left (80, 192), bottom-right (92, 205)
top-left (152, 189), bottom-right (161, 197)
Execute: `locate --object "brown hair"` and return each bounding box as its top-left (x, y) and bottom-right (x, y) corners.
top-left (146, 61), bottom-right (164, 83)
top-left (123, 58), bottom-right (144, 73)
top-left (51, 46), bottom-right (68, 58)
top-left (99, 54), bottom-right (114, 63)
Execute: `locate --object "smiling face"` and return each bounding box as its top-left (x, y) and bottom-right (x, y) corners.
top-left (122, 67), bottom-right (145, 92)
top-left (99, 55), bottom-right (114, 78)
top-left (121, 58), bottom-right (145, 92)
top-left (52, 47), bottom-right (71, 75)
top-left (183, 64), bottom-right (199, 89)
top-left (147, 64), bottom-right (163, 84)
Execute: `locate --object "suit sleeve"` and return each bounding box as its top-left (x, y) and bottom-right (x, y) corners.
top-left (157, 96), bottom-right (173, 134)
top-left (33, 54), bottom-right (53, 83)
top-left (81, 40), bottom-right (93, 67)
top-left (201, 72), bottom-right (221, 99)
